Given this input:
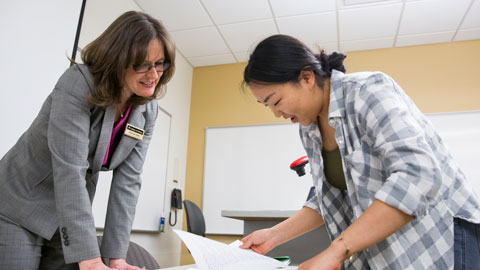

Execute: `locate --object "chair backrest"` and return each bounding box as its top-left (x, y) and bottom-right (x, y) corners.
top-left (97, 236), bottom-right (160, 269)
top-left (183, 200), bottom-right (206, 237)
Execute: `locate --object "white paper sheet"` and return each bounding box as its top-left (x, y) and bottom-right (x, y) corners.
top-left (174, 230), bottom-right (287, 270)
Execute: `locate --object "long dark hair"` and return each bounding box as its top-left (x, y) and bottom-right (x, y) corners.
top-left (81, 11), bottom-right (176, 107)
top-left (243, 34), bottom-right (345, 89)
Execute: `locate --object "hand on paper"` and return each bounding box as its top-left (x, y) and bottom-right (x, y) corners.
top-left (78, 257), bottom-right (118, 270)
top-left (109, 259), bottom-right (145, 270)
top-left (239, 228), bottom-right (277, 255)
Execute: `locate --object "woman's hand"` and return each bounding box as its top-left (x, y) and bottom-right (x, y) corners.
top-left (78, 257), bottom-right (117, 270)
top-left (109, 258), bottom-right (145, 270)
top-left (239, 228), bottom-right (278, 255)
top-left (298, 254), bottom-right (341, 270)
top-left (297, 241), bottom-right (345, 270)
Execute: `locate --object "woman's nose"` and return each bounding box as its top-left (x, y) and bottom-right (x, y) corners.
top-left (147, 67), bottom-right (160, 79)
top-left (271, 107), bottom-right (282, 118)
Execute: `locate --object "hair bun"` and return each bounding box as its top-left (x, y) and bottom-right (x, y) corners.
top-left (328, 52), bottom-right (346, 73)
top-left (317, 51), bottom-right (346, 75)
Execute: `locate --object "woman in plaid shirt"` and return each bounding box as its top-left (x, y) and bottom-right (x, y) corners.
top-left (239, 34), bottom-right (480, 270)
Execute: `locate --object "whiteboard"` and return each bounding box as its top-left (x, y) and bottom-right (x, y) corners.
top-left (202, 123), bottom-right (313, 235)
top-left (426, 111), bottom-right (480, 197)
top-left (92, 106), bottom-right (171, 232)
top-left (202, 111), bottom-right (480, 235)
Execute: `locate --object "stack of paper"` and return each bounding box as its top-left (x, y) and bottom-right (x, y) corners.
top-left (174, 230), bottom-right (288, 270)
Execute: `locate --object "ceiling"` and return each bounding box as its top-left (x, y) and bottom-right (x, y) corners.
top-left (134, 0), bottom-right (480, 67)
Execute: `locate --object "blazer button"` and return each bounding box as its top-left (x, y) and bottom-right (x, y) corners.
top-left (64, 240), bottom-right (70, 246)
top-left (63, 234), bottom-right (69, 240)
top-left (61, 227), bottom-right (67, 234)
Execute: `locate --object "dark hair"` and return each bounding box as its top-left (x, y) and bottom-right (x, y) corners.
top-left (243, 34), bottom-right (345, 89)
top-left (81, 11), bottom-right (176, 107)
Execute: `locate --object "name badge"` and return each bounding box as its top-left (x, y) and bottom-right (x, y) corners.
top-left (124, 123), bottom-right (144, 140)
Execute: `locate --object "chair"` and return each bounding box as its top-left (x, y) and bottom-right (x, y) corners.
top-left (96, 236), bottom-right (160, 269)
top-left (183, 200), bottom-right (206, 237)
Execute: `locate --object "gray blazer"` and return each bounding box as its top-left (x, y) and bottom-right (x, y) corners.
top-left (0, 64), bottom-right (158, 263)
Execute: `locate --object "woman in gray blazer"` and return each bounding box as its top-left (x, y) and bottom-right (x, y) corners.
top-left (0, 11), bottom-right (175, 270)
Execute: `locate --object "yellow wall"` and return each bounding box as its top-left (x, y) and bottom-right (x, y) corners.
top-left (180, 39), bottom-right (480, 264)
top-left (345, 41), bottom-right (480, 112)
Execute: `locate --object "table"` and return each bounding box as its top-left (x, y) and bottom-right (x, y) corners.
top-left (160, 264), bottom-right (298, 270)
top-left (222, 210), bottom-right (331, 265)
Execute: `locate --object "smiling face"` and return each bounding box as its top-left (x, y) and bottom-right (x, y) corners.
top-left (123, 38), bottom-right (165, 99)
top-left (249, 71), bottom-right (326, 126)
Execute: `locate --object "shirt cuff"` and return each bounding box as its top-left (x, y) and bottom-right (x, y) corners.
top-left (303, 196), bottom-right (322, 215)
top-left (374, 178), bottom-right (429, 217)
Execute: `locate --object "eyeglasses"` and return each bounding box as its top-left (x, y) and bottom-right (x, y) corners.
top-left (132, 62), bottom-right (170, 73)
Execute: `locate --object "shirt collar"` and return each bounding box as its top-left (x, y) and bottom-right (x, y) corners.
top-left (328, 70), bottom-right (346, 119)
top-left (300, 70), bottom-right (346, 140)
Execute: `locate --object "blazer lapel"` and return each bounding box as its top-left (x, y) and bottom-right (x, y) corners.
top-left (108, 104), bottom-right (146, 169)
top-left (92, 105), bottom-right (115, 172)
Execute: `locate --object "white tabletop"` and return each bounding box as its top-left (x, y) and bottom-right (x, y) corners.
top-left (221, 209), bottom-right (298, 221)
top-left (156, 265), bottom-right (195, 270)
top-left (159, 265), bottom-right (298, 270)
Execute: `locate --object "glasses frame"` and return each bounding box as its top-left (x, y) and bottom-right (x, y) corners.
top-left (132, 62), bottom-right (170, 74)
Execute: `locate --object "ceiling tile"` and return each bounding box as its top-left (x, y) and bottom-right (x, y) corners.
top-left (399, 0), bottom-right (471, 35)
top-left (337, 0), bottom-right (402, 10)
top-left (136, 0), bottom-right (212, 31)
top-left (188, 53), bottom-right (236, 67)
top-left (277, 12), bottom-right (337, 44)
top-left (454, 28), bottom-right (480, 41)
top-left (396, 31), bottom-right (454, 47)
top-left (308, 42), bottom-right (339, 55)
top-left (270, 0), bottom-right (336, 17)
top-left (233, 51), bottom-right (250, 63)
top-left (339, 3), bottom-right (402, 41)
top-left (340, 37), bottom-right (394, 52)
top-left (219, 19), bottom-right (278, 52)
top-left (138, 0), bottom-right (477, 67)
top-left (237, 43), bottom-right (340, 64)
top-left (201, 0), bottom-right (271, 25)
top-left (460, 0), bottom-right (480, 29)
top-left (170, 27), bottom-right (230, 57)
top-left (343, 0), bottom-right (400, 5)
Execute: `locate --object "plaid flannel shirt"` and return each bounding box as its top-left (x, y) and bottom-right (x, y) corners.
top-left (301, 70), bottom-right (480, 269)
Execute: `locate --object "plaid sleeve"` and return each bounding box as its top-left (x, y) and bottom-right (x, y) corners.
top-left (304, 194), bottom-right (321, 212)
top-left (353, 73), bottom-right (445, 217)
top-left (299, 128), bottom-right (323, 214)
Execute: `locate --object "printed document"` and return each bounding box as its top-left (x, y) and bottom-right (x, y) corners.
top-left (174, 230), bottom-right (288, 270)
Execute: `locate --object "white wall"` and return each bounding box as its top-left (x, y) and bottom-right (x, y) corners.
top-left (0, 0), bottom-right (81, 156)
top-left (79, 0), bottom-right (192, 267)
